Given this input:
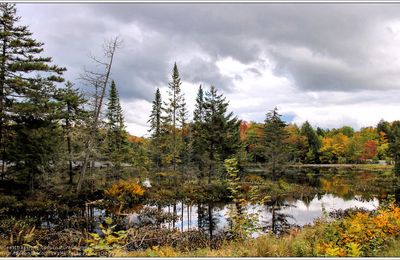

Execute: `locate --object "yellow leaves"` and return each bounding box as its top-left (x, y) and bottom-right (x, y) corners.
top-left (321, 133), bottom-right (349, 157)
top-left (319, 177), bottom-right (350, 198)
top-left (317, 203), bottom-right (400, 257)
top-left (105, 217), bottom-right (113, 225)
top-left (325, 247), bottom-right (341, 257)
top-left (346, 242), bottom-right (362, 257)
top-left (104, 179), bottom-right (145, 199)
top-left (104, 179), bottom-right (145, 214)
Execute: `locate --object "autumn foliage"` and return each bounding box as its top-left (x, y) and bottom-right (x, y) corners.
top-left (127, 135), bottom-right (145, 144)
top-left (104, 179), bottom-right (145, 213)
top-left (361, 140), bottom-right (378, 160)
top-left (316, 202), bottom-right (400, 256)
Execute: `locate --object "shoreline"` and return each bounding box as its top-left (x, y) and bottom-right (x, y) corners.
top-left (243, 163), bottom-right (394, 172)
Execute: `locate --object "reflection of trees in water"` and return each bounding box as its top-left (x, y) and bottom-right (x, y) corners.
top-left (263, 199), bottom-right (296, 235)
top-left (282, 168), bottom-right (322, 187)
top-left (197, 202), bottom-right (220, 239)
top-left (299, 193), bottom-right (316, 208)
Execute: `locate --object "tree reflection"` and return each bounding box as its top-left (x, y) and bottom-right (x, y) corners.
top-left (263, 199), bottom-right (295, 235)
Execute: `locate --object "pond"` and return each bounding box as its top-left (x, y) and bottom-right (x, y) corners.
top-left (150, 193), bottom-right (379, 236)
top-left (121, 168), bottom-right (398, 236)
top-left (36, 168), bottom-right (399, 237)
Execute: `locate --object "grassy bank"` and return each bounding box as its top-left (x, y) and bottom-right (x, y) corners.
top-left (116, 203), bottom-right (400, 257)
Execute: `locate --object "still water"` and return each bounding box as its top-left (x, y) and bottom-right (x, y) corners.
top-left (153, 193), bottom-right (379, 234)
top-left (87, 169), bottom-right (398, 235)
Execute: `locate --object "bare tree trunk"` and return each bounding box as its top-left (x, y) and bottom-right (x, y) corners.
top-left (187, 203), bottom-right (190, 230)
top-left (173, 203), bottom-right (176, 228)
top-left (181, 201), bottom-right (184, 231)
top-left (77, 37), bottom-right (121, 193)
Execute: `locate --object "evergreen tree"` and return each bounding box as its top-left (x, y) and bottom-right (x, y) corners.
top-left (301, 121), bottom-right (321, 163)
top-left (148, 88), bottom-right (163, 172)
top-left (178, 96), bottom-right (190, 180)
top-left (192, 85), bottom-right (207, 178)
top-left (316, 127), bottom-right (326, 137)
top-left (55, 81), bottom-right (87, 184)
top-left (162, 63), bottom-right (185, 173)
top-left (203, 86), bottom-right (241, 183)
top-left (380, 120), bottom-right (400, 176)
top-left (106, 80), bottom-right (125, 152)
top-left (264, 107), bottom-right (289, 180)
top-left (148, 88), bottom-right (162, 139)
top-left (377, 119), bottom-right (391, 136)
top-left (105, 80), bottom-right (126, 167)
top-left (0, 3), bottom-right (65, 189)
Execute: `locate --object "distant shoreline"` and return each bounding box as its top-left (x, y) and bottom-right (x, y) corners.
top-left (244, 163), bottom-right (394, 172)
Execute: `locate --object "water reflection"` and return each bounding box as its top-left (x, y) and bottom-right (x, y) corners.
top-left (38, 169), bottom-right (399, 237)
top-left (145, 193), bottom-right (379, 236)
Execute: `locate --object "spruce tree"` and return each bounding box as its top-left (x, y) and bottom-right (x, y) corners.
top-left (178, 96), bottom-right (190, 180)
top-left (203, 86), bottom-right (241, 183)
top-left (148, 88), bottom-right (163, 172)
top-left (148, 88), bottom-right (162, 139)
top-left (105, 80), bottom-right (126, 161)
top-left (192, 85), bottom-right (207, 178)
top-left (264, 107), bottom-right (289, 180)
top-left (162, 63), bottom-right (185, 173)
top-left (105, 80), bottom-right (128, 180)
top-left (0, 3), bottom-right (65, 189)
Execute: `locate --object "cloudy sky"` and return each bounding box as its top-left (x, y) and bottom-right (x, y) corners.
top-left (16, 3), bottom-right (400, 136)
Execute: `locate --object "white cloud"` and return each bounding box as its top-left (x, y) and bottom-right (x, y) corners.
top-left (121, 99), bottom-right (152, 137)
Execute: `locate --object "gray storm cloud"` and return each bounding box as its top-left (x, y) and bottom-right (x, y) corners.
top-left (18, 3), bottom-right (400, 98)
top-left (14, 3), bottom-right (400, 135)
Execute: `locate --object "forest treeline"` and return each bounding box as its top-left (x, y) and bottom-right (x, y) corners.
top-left (1, 3), bottom-right (400, 197)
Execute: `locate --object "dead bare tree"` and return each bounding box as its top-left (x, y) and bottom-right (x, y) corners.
top-left (77, 37), bottom-right (122, 193)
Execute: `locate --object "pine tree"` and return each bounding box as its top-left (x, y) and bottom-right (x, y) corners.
top-left (148, 88), bottom-right (162, 139)
top-left (0, 3), bottom-right (65, 188)
top-left (203, 86), bottom-right (241, 183)
top-left (162, 63), bottom-right (185, 173)
top-left (178, 95), bottom-right (190, 180)
top-left (55, 81), bottom-right (87, 184)
top-left (381, 120), bottom-right (400, 176)
top-left (105, 80), bottom-right (126, 165)
top-left (264, 107), bottom-right (289, 180)
top-left (148, 88), bottom-right (163, 172)
top-left (192, 85), bottom-right (207, 179)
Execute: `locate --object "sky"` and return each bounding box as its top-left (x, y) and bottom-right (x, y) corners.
top-left (16, 3), bottom-right (400, 136)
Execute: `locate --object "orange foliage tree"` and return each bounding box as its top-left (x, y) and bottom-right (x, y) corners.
top-left (360, 140), bottom-right (378, 161)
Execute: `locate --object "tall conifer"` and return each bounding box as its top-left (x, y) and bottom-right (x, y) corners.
top-left (0, 3), bottom-right (65, 189)
top-left (264, 107), bottom-right (289, 180)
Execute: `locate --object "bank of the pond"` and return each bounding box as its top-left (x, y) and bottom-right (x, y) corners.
top-left (244, 163), bottom-right (394, 173)
top-left (115, 203), bottom-right (400, 257)
top-left (290, 164), bottom-right (393, 171)
top-left (2, 202), bottom-right (399, 257)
